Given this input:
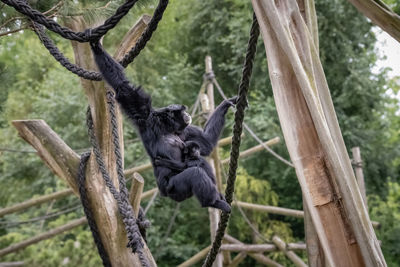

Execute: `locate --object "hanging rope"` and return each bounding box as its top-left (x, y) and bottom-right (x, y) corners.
top-left (120, 0), bottom-right (169, 67)
top-left (202, 13), bottom-right (260, 267)
top-left (31, 0), bottom-right (169, 80)
top-left (77, 152), bottom-right (112, 267)
top-left (32, 22), bottom-right (102, 81)
top-left (1, 0), bottom-right (139, 42)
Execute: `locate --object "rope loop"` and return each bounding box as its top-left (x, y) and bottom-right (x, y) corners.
top-left (2, 0), bottom-right (139, 42)
top-left (28, 0), bottom-right (169, 80)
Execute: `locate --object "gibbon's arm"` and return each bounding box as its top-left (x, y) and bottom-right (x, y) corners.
top-left (154, 157), bottom-right (187, 171)
top-left (90, 41), bottom-right (152, 127)
top-left (184, 97), bottom-right (237, 156)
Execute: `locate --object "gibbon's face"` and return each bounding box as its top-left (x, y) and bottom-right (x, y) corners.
top-left (155, 104), bottom-right (192, 133)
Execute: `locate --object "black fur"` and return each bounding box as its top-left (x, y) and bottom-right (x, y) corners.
top-left (90, 41), bottom-right (235, 211)
top-left (155, 141), bottom-right (231, 212)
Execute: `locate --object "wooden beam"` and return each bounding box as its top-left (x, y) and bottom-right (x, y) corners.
top-left (227, 252), bottom-right (246, 267)
top-left (352, 147), bottom-right (367, 206)
top-left (12, 120), bottom-right (80, 193)
top-left (346, 0), bottom-right (400, 43)
top-left (233, 201), bottom-right (304, 218)
top-left (0, 262), bottom-right (24, 267)
top-left (223, 235), bottom-right (283, 267)
top-left (220, 137), bottom-right (280, 165)
top-left (272, 236), bottom-right (307, 267)
top-left (0, 217), bottom-right (88, 257)
top-left (0, 189), bottom-right (72, 217)
top-left (177, 246), bottom-right (211, 267)
top-left (221, 244), bottom-right (276, 253)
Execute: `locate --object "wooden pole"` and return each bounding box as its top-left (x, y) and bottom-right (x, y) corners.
top-left (203, 56), bottom-right (223, 267)
top-left (0, 189), bottom-right (73, 217)
top-left (0, 217), bottom-right (88, 257)
top-left (345, 0), bottom-right (400, 42)
top-left (177, 246), bottom-right (211, 267)
top-left (220, 137), bottom-right (280, 164)
top-left (0, 262), bottom-right (24, 267)
top-left (223, 235), bottom-right (283, 267)
top-left (352, 147), bottom-right (367, 206)
top-left (233, 201), bottom-right (304, 218)
top-left (272, 236), bottom-right (307, 267)
top-left (129, 173), bottom-right (144, 217)
top-left (227, 252), bottom-right (247, 267)
top-left (220, 243), bottom-right (306, 252)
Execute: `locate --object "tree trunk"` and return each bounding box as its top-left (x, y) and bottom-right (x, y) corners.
top-left (13, 15), bottom-right (156, 266)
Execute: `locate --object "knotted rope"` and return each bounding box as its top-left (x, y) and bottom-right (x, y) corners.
top-left (30, 0), bottom-right (169, 80)
top-left (77, 152), bottom-right (112, 267)
top-left (202, 13), bottom-right (260, 267)
top-left (2, 0), bottom-right (139, 42)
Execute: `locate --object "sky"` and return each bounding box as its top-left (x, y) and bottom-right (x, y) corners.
top-left (373, 27), bottom-right (400, 103)
top-left (373, 27), bottom-right (400, 78)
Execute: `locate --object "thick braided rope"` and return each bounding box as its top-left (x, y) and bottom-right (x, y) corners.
top-left (86, 107), bottom-right (150, 267)
top-left (33, 23), bottom-right (102, 80)
top-left (120, 0), bottom-right (169, 67)
top-left (30, 0), bottom-right (169, 80)
top-left (1, 0), bottom-right (139, 42)
top-left (202, 13), bottom-right (260, 267)
top-left (105, 92), bottom-right (151, 267)
top-left (77, 152), bottom-right (112, 267)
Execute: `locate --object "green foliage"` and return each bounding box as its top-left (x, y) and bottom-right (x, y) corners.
top-left (369, 181), bottom-right (400, 266)
top-left (229, 168), bottom-right (297, 265)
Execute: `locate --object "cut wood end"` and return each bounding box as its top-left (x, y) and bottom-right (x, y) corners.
top-left (141, 14), bottom-right (152, 24)
top-left (12, 119), bottom-right (46, 126)
top-left (133, 172), bottom-right (144, 183)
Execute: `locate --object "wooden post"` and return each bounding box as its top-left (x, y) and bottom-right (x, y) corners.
top-left (12, 15), bottom-right (156, 267)
top-left (352, 147), bottom-right (367, 206)
top-left (251, 1), bottom-right (385, 266)
top-left (202, 56), bottom-right (224, 267)
top-left (129, 172), bottom-right (144, 217)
